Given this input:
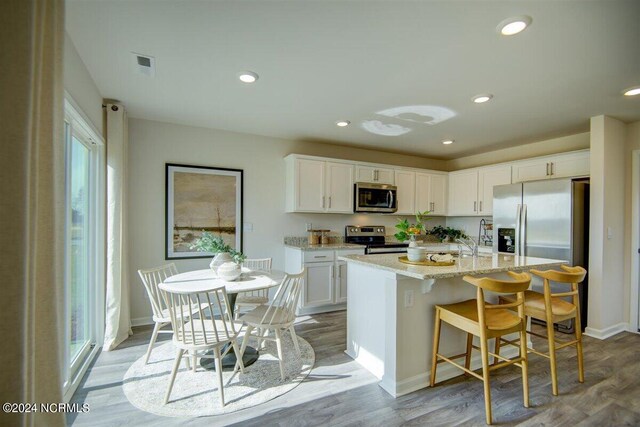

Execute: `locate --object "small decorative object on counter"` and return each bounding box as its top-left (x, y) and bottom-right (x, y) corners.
top-left (427, 225), bottom-right (468, 243)
top-left (407, 246), bottom-right (428, 262)
top-left (190, 231), bottom-right (246, 274)
top-left (321, 230), bottom-right (330, 245)
top-left (308, 229), bottom-right (330, 245)
top-left (394, 210), bottom-right (431, 247)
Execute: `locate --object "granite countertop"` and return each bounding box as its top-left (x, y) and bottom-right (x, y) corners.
top-left (337, 253), bottom-right (566, 280)
top-left (285, 242), bottom-right (365, 251)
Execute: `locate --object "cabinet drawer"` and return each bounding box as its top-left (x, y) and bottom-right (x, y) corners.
top-left (335, 249), bottom-right (365, 257)
top-left (303, 250), bottom-right (335, 263)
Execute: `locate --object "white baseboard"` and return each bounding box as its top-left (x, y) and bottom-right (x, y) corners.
top-left (131, 316), bottom-right (154, 327)
top-left (584, 322), bottom-right (630, 340)
top-left (378, 347), bottom-right (519, 398)
top-left (296, 304), bottom-right (346, 316)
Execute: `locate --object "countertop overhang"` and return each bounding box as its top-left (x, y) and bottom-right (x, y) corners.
top-left (338, 253), bottom-right (566, 280)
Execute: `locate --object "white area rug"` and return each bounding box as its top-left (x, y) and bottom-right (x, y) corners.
top-left (123, 333), bottom-right (315, 417)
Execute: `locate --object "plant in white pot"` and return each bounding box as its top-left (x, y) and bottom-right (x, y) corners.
top-left (394, 210), bottom-right (431, 261)
top-left (190, 232), bottom-right (246, 280)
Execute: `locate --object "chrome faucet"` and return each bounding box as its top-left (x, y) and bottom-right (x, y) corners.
top-left (456, 238), bottom-right (479, 257)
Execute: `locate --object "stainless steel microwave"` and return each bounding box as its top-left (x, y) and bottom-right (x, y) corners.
top-left (354, 182), bottom-right (398, 213)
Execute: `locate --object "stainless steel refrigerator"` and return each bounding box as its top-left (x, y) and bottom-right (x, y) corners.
top-left (492, 178), bottom-right (589, 332)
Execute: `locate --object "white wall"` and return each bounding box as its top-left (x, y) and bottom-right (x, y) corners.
top-left (128, 118), bottom-right (446, 324)
top-left (586, 116), bottom-right (626, 337)
top-left (64, 32), bottom-right (103, 135)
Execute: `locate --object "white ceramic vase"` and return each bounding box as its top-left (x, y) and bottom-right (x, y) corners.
top-left (217, 262), bottom-right (242, 281)
top-left (407, 246), bottom-right (427, 262)
top-left (210, 252), bottom-right (233, 274)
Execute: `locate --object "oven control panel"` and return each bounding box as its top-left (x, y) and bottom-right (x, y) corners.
top-left (345, 225), bottom-right (385, 237)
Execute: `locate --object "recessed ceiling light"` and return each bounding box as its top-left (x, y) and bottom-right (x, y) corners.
top-left (238, 71), bottom-right (258, 83)
top-left (472, 94), bottom-right (493, 104)
top-left (442, 140), bottom-right (454, 145)
top-left (336, 120), bottom-right (351, 127)
top-left (623, 86), bottom-right (640, 96)
top-left (497, 16), bottom-right (532, 36)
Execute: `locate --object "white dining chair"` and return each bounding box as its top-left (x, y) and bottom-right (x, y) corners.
top-left (239, 269), bottom-right (305, 381)
top-left (234, 258), bottom-right (273, 318)
top-left (158, 283), bottom-right (245, 407)
top-left (138, 264), bottom-right (204, 365)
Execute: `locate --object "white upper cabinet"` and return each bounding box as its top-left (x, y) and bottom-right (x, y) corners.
top-left (355, 165), bottom-right (395, 184)
top-left (325, 162), bottom-right (354, 213)
top-left (429, 174), bottom-right (448, 215)
top-left (294, 158), bottom-right (325, 212)
top-left (449, 166), bottom-right (511, 216)
top-left (512, 151), bottom-right (590, 183)
top-left (549, 151), bottom-right (590, 179)
top-left (415, 172), bottom-right (447, 215)
top-left (285, 156), bottom-right (354, 213)
top-left (394, 170), bottom-right (416, 215)
top-left (477, 165), bottom-right (512, 215)
top-left (448, 170), bottom-right (479, 216)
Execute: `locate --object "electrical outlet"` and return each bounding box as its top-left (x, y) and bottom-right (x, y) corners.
top-left (404, 290), bottom-right (414, 308)
top-left (243, 222), bottom-right (254, 232)
top-left (306, 223), bottom-right (313, 231)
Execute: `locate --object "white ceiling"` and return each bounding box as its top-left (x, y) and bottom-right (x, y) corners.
top-left (66, 0), bottom-right (640, 159)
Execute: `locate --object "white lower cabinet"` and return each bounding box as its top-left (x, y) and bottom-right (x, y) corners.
top-left (285, 247), bottom-right (364, 314)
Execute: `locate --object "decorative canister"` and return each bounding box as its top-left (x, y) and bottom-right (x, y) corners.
top-left (407, 246), bottom-right (427, 262)
top-left (217, 262), bottom-right (242, 281)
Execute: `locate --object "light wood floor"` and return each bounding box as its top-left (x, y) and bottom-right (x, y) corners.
top-left (69, 311), bottom-right (640, 426)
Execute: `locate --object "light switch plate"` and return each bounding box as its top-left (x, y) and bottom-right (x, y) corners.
top-left (404, 290), bottom-right (414, 308)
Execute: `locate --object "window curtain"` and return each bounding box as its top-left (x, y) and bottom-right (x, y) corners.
top-left (0, 0), bottom-right (65, 425)
top-left (103, 103), bottom-right (132, 350)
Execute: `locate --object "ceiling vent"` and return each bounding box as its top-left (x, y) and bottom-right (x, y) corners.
top-left (132, 53), bottom-right (156, 77)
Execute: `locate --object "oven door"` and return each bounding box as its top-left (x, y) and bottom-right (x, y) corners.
top-left (366, 244), bottom-right (408, 255)
top-left (355, 182), bottom-right (398, 213)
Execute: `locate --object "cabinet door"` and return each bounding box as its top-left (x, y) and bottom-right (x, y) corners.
top-left (302, 262), bottom-right (334, 307)
top-left (355, 165), bottom-right (394, 184)
top-left (511, 159), bottom-right (550, 183)
top-left (355, 166), bottom-right (376, 182)
top-left (375, 168), bottom-right (395, 184)
top-left (549, 151), bottom-right (590, 179)
top-left (478, 166), bottom-right (511, 215)
top-left (296, 159), bottom-right (325, 211)
top-left (335, 261), bottom-right (348, 304)
top-left (415, 173), bottom-right (431, 212)
top-left (429, 174), bottom-right (448, 215)
top-left (448, 171), bottom-right (478, 215)
top-left (394, 170), bottom-right (416, 214)
top-left (326, 162), bottom-right (354, 213)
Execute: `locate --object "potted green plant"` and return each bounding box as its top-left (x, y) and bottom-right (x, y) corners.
top-left (394, 210), bottom-right (431, 247)
top-left (427, 225), bottom-right (468, 243)
top-left (191, 232), bottom-right (246, 278)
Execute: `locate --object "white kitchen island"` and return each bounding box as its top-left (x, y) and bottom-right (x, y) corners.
top-left (338, 252), bottom-right (565, 397)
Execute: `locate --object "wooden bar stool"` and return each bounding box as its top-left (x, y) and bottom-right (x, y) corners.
top-left (499, 265), bottom-right (587, 396)
top-left (430, 272), bottom-right (531, 425)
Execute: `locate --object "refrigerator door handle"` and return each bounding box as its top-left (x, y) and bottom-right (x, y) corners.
top-left (515, 204), bottom-right (522, 256)
top-left (520, 204), bottom-right (527, 256)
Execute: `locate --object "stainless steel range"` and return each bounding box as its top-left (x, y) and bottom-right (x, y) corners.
top-left (345, 225), bottom-right (408, 254)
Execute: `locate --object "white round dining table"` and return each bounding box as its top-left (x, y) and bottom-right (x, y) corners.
top-left (162, 268), bottom-right (286, 370)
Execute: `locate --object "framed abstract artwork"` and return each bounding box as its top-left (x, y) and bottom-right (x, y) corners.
top-left (165, 163), bottom-right (243, 259)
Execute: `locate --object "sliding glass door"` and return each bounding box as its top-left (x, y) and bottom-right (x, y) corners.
top-left (69, 133), bottom-right (92, 364)
top-left (63, 99), bottom-right (105, 399)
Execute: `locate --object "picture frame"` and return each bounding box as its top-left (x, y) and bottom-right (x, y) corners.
top-left (165, 163), bottom-right (243, 259)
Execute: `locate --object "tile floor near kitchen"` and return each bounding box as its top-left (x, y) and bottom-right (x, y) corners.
top-left (69, 311), bottom-right (640, 426)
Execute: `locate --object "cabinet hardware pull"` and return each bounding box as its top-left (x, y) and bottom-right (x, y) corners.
top-left (314, 255), bottom-right (327, 258)
top-left (329, 196), bottom-right (332, 208)
top-left (479, 201), bottom-right (482, 212)
top-left (474, 201), bottom-right (477, 212)
top-left (550, 162), bottom-right (554, 175)
top-left (322, 196), bottom-right (325, 208)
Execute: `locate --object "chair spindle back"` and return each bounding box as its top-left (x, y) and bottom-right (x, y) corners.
top-left (138, 264), bottom-right (179, 319)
